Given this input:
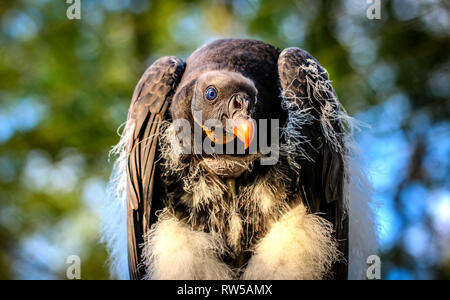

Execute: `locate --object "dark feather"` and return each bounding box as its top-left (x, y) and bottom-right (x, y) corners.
top-left (125, 56), bottom-right (185, 280)
top-left (278, 47), bottom-right (349, 279)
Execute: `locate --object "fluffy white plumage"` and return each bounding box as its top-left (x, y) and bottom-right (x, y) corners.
top-left (242, 204), bottom-right (340, 280)
top-left (142, 210), bottom-right (234, 280)
top-left (346, 144), bottom-right (378, 279)
top-left (100, 123), bottom-right (131, 280)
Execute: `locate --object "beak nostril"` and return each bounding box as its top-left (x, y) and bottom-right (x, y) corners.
top-left (234, 98), bottom-right (242, 110)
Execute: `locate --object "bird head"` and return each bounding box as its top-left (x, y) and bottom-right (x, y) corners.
top-left (191, 70), bottom-right (257, 150)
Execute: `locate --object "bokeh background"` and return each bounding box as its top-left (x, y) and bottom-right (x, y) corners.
top-left (0, 0), bottom-right (449, 280)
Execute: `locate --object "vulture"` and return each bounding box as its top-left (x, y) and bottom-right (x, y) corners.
top-left (103, 39), bottom-right (377, 280)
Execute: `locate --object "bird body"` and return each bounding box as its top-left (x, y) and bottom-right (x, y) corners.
top-left (103, 39), bottom-right (377, 280)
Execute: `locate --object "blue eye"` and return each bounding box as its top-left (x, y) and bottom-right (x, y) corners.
top-left (205, 87), bottom-right (217, 101)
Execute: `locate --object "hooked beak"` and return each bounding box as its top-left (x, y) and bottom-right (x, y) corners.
top-left (231, 117), bottom-right (255, 149)
top-left (203, 118), bottom-right (255, 149)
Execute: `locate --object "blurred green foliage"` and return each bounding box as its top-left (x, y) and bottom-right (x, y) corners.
top-left (0, 0), bottom-right (448, 279)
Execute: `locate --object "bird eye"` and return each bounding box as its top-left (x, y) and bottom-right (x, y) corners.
top-left (205, 87), bottom-right (217, 101)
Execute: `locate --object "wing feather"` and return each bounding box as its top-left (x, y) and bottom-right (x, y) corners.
top-left (125, 56), bottom-right (185, 280)
top-left (278, 48), bottom-right (349, 279)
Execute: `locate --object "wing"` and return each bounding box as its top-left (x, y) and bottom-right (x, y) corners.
top-left (125, 56), bottom-right (185, 280)
top-left (278, 48), bottom-right (349, 279)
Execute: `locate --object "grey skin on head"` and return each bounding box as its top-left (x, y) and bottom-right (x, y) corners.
top-left (124, 39), bottom-right (349, 280)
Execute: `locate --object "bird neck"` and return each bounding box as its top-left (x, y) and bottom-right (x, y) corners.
top-left (225, 178), bottom-right (237, 200)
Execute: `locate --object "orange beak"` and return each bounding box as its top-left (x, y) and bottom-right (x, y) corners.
top-left (232, 118), bottom-right (255, 149)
